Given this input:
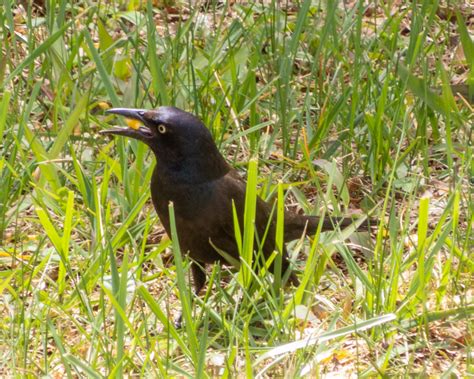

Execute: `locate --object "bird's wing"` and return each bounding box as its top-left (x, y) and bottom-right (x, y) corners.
top-left (207, 170), bottom-right (277, 259)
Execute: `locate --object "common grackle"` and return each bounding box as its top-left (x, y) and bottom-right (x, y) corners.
top-left (101, 107), bottom-right (371, 296)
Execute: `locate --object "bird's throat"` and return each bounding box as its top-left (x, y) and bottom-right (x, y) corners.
top-left (154, 151), bottom-right (230, 185)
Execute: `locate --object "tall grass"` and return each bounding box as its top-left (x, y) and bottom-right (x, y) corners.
top-left (0, 0), bottom-right (472, 376)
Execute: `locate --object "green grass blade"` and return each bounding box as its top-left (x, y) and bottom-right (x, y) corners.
top-left (241, 158), bottom-right (258, 287)
top-left (168, 202), bottom-right (199, 364)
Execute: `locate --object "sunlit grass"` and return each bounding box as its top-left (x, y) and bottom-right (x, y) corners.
top-left (0, 0), bottom-right (472, 376)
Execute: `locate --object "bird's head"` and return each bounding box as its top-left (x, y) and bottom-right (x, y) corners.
top-left (101, 106), bottom-right (229, 181)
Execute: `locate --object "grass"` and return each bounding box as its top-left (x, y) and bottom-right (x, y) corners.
top-left (1, 0), bottom-right (473, 376)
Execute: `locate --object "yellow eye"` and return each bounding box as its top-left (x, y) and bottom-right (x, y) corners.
top-left (158, 124), bottom-right (166, 134)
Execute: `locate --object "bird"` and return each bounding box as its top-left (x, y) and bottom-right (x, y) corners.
top-left (100, 106), bottom-right (371, 298)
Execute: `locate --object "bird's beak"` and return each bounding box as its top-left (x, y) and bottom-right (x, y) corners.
top-left (100, 108), bottom-right (153, 142)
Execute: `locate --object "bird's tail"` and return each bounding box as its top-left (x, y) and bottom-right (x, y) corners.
top-left (283, 212), bottom-right (373, 241)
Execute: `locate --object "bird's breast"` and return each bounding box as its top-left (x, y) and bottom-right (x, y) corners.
top-left (150, 169), bottom-right (216, 223)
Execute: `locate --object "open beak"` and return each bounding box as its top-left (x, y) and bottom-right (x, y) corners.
top-left (100, 108), bottom-right (153, 142)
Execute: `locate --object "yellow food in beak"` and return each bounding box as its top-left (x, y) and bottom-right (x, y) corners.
top-left (125, 118), bottom-right (142, 130)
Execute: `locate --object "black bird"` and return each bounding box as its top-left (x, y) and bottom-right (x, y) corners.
top-left (101, 107), bottom-right (370, 295)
